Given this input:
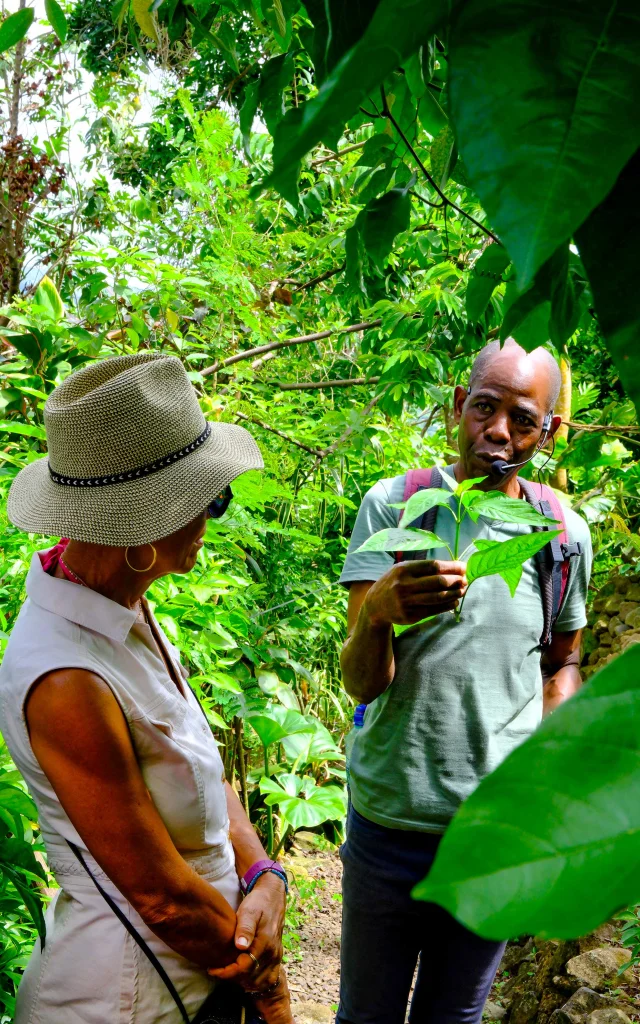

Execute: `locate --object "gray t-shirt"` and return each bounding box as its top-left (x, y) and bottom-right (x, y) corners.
top-left (340, 465), bottom-right (592, 832)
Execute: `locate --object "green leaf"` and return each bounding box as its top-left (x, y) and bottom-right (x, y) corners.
top-left (0, 421), bottom-right (46, 440)
top-left (449, 0), bottom-right (640, 289)
top-left (467, 492), bottom-right (559, 526)
top-left (0, 784), bottom-right (37, 822)
top-left (413, 647), bottom-right (640, 940)
top-left (466, 529), bottom-right (561, 586)
top-left (132, 0), bottom-right (158, 42)
top-left (261, 774), bottom-right (347, 829)
top-left (576, 150), bottom-right (640, 417)
top-left (45, 0), bottom-right (67, 42)
top-left (258, 53), bottom-right (295, 136)
top-left (470, 541), bottom-right (524, 596)
top-left (455, 476), bottom-right (488, 495)
top-left (356, 527), bottom-right (445, 553)
top-left (359, 187), bottom-right (412, 271)
top-left (501, 245), bottom-right (578, 351)
top-left (0, 8), bottom-right (34, 52)
top-left (267, 0), bottom-right (452, 202)
top-left (246, 709), bottom-right (314, 749)
top-left (281, 718), bottom-right (342, 766)
top-left (466, 244), bottom-right (511, 322)
top-left (300, 0), bottom-right (380, 86)
top-left (390, 487), bottom-right (454, 525)
top-left (430, 124), bottom-right (457, 190)
top-left (33, 276), bottom-right (64, 321)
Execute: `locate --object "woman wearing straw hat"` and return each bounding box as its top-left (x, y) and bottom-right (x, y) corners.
top-left (0, 353), bottom-right (293, 1024)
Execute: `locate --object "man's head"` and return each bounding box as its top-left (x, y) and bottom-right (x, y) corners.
top-left (453, 338), bottom-right (563, 484)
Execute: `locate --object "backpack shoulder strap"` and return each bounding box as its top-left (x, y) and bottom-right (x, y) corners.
top-left (395, 467), bottom-right (444, 563)
top-left (518, 479), bottom-right (582, 647)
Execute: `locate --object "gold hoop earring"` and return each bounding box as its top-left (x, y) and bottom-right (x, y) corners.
top-left (125, 545), bottom-right (157, 573)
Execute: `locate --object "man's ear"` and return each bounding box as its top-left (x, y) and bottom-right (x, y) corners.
top-left (548, 413), bottom-right (563, 439)
top-left (453, 385), bottom-right (468, 424)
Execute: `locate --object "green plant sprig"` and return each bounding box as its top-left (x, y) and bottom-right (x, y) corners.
top-left (356, 475), bottom-right (561, 632)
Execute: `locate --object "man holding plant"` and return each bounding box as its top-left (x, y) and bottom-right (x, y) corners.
top-left (337, 339), bottom-right (592, 1024)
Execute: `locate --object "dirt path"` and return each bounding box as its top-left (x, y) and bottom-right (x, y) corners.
top-left (283, 844), bottom-right (342, 1021)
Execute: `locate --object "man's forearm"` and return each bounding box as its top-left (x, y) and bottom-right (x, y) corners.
top-left (340, 603), bottom-right (395, 704)
top-left (542, 665), bottom-right (581, 715)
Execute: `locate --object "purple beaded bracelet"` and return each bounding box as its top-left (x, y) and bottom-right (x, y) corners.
top-left (240, 858), bottom-right (288, 896)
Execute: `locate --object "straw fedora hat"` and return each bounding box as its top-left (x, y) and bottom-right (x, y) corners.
top-left (7, 352), bottom-right (264, 546)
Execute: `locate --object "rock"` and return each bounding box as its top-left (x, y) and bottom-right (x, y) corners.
top-left (624, 584), bottom-right (640, 602)
top-left (295, 1003), bottom-right (334, 1024)
top-left (615, 578), bottom-right (631, 595)
top-left (484, 1000), bottom-right (507, 1020)
top-left (599, 633), bottom-right (613, 647)
top-left (604, 596), bottom-right (623, 615)
top-left (593, 617), bottom-right (610, 635)
top-left (586, 1010), bottom-right (632, 1024)
top-left (607, 617), bottom-right (627, 637)
top-left (592, 597), bottom-right (608, 614)
top-left (621, 631), bottom-right (640, 651)
top-left (618, 602), bottom-right (639, 623)
top-left (565, 949), bottom-right (634, 991)
top-left (549, 987), bottom-right (613, 1024)
top-left (511, 990), bottom-right (540, 1024)
top-left (624, 607), bottom-right (640, 630)
top-left (501, 939), bottom-right (536, 973)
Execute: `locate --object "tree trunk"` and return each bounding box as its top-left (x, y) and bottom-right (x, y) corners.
top-left (551, 356), bottom-right (572, 491)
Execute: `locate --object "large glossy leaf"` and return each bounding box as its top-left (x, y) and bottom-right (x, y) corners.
top-left (576, 150), bottom-right (640, 417)
top-left (267, 0), bottom-right (452, 201)
top-left (261, 774), bottom-right (347, 829)
top-left (466, 244), bottom-right (511, 323)
top-left (246, 709), bottom-right (314, 748)
top-left (414, 647), bottom-right (640, 940)
top-left (449, 0), bottom-right (640, 289)
top-left (0, 7), bottom-right (34, 51)
top-left (282, 718), bottom-right (343, 766)
top-left (466, 529), bottom-right (561, 586)
top-left (500, 247), bottom-right (579, 351)
top-left (356, 527), bottom-right (444, 553)
top-left (300, 0), bottom-right (380, 85)
top-left (466, 492), bottom-right (559, 526)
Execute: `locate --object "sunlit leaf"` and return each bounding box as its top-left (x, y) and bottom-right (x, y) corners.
top-left (45, 0), bottom-right (67, 43)
top-left (356, 527), bottom-right (445, 553)
top-left (0, 8), bottom-right (34, 52)
top-left (466, 530), bottom-right (561, 586)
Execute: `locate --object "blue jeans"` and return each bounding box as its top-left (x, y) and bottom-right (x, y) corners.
top-left (336, 807), bottom-right (506, 1024)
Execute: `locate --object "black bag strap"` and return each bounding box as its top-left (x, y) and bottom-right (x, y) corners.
top-left (403, 466), bottom-right (444, 562)
top-left (66, 840), bottom-right (191, 1024)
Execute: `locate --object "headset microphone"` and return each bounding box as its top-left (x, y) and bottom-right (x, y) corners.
top-left (490, 413), bottom-right (553, 477)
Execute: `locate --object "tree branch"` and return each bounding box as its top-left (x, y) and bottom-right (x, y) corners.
top-left (234, 411), bottom-right (325, 457)
top-left (310, 141), bottom-right (366, 167)
top-left (201, 319), bottom-right (382, 377)
top-left (273, 376), bottom-right (380, 391)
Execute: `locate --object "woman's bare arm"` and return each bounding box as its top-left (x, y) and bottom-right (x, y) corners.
top-left (26, 667), bottom-right (238, 969)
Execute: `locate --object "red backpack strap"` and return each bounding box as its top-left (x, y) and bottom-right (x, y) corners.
top-left (519, 479), bottom-right (583, 647)
top-left (395, 467), bottom-right (443, 563)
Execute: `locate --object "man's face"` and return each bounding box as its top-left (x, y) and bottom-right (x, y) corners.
top-left (454, 350), bottom-right (553, 483)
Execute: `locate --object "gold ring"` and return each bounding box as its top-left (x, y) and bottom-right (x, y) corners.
top-left (246, 951), bottom-right (260, 971)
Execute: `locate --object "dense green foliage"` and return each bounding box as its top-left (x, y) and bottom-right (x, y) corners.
top-left (0, 0), bottom-right (639, 1015)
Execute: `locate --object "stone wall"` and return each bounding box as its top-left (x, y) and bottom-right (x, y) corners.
top-left (582, 570), bottom-right (640, 680)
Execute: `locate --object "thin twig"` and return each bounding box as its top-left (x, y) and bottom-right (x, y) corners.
top-left (379, 86), bottom-right (501, 245)
top-left (273, 376), bottom-right (380, 391)
top-left (235, 411), bottom-right (325, 457)
top-left (292, 264), bottom-right (345, 293)
top-left (297, 386), bottom-right (390, 490)
top-left (201, 319), bottom-right (382, 376)
top-left (564, 421), bottom-right (640, 433)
